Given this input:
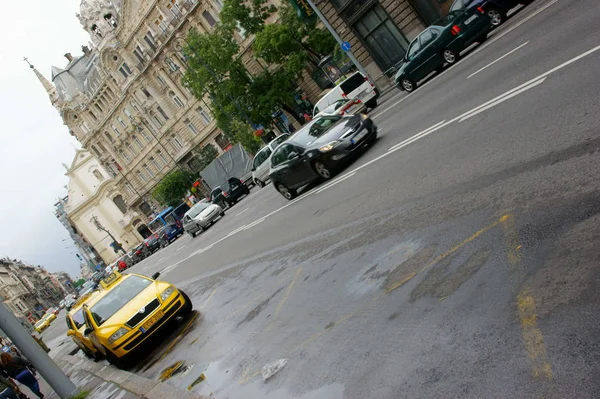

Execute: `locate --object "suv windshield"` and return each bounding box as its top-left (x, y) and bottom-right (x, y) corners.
top-left (89, 276), bottom-right (152, 326)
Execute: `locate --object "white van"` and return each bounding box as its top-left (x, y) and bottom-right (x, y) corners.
top-left (313, 71), bottom-right (379, 117)
top-left (251, 134), bottom-right (290, 187)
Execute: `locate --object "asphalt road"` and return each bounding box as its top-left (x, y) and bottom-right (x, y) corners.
top-left (48, 0), bottom-right (600, 397)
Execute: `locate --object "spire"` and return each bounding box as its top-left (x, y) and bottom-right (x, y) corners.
top-left (24, 57), bottom-right (59, 104)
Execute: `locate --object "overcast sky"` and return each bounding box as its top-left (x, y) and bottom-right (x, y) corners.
top-left (0, 1), bottom-right (91, 279)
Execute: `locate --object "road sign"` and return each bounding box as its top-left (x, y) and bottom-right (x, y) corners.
top-left (341, 42), bottom-right (351, 52)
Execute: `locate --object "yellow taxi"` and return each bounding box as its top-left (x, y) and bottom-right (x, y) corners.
top-left (34, 312), bottom-right (57, 333)
top-left (66, 291), bottom-right (103, 359)
top-left (81, 271), bottom-right (192, 368)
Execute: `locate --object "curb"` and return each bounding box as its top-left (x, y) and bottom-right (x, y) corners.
top-left (62, 355), bottom-right (210, 399)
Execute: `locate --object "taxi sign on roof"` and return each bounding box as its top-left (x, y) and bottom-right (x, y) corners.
top-left (100, 271), bottom-right (122, 289)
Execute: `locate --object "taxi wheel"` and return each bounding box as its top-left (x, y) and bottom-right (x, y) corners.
top-left (180, 290), bottom-right (193, 314)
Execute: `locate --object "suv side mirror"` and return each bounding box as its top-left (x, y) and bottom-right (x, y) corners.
top-left (251, 166), bottom-right (256, 172)
top-left (151, 272), bottom-right (161, 280)
top-left (84, 328), bottom-right (93, 336)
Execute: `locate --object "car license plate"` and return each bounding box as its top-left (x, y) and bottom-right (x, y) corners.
top-left (140, 310), bottom-right (164, 333)
top-left (465, 15), bottom-right (477, 25)
top-left (351, 130), bottom-right (368, 145)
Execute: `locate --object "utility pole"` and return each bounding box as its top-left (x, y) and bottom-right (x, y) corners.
top-left (304, 0), bottom-right (369, 78)
top-left (90, 215), bottom-right (126, 255)
top-left (0, 302), bottom-right (78, 398)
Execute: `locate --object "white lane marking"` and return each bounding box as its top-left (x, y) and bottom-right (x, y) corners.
top-left (243, 217), bottom-right (266, 230)
top-left (460, 77), bottom-right (547, 122)
top-left (235, 208), bottom-right (249, 217)
top-left (176, 245), bottom-right (187, 252)
top-left (464, 0), bottom-right (558, 62)
top-left (467, 41), bottom-right (530, 79)
top-left (388, 120), bottom-right (447, 152)
top-left (315, 172), bottom-right (356, 194)
top-left (155, 257), bottom-right (165, 262)
top-left (226, 225), bottom-right (247, 237)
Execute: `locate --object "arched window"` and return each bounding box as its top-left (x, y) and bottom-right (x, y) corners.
top-left (91, 145), bottom-right (101, 157)
top-left (92, 169), bottom-right (104, 182)
top-left (113, 195), bottom-right (127, 214)
top-left (104, 14), bottom-right (117, 28)
top-left (104, 131), bottom-right (115, 143)
top-left (170, 91), bottom-right (184, 108)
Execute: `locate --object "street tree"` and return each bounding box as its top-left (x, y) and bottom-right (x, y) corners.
top-left (152, 169), bottom-right (196, 207)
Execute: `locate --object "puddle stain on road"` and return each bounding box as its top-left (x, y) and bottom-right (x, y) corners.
top-left (159, 361), bottom-right (193, 381)
top-left (237, 286), bottom-right (284, 327)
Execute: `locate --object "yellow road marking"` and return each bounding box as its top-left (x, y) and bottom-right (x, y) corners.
top-left (517, 290), bottom-right (553, 380)
top-left (500, 214), bottom-right (521, 266)
top-left (266, 267), bottom-right (303, 331)
top-left (386, 216), bottom-right (506, 293)
top-left (154, 312), bottom-right (198, 364)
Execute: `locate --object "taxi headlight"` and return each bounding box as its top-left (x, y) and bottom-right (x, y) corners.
top-left (108, 328), bottom-right (128, 344)
top-left (160, 286), bottom-right (175, 302)
top-left (319, 140), bottom-right (342, 153)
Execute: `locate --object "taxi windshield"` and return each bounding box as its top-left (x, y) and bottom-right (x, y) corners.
top-left (89, 276), bottom-right (152, 326)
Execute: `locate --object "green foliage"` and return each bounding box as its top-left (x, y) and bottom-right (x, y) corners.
top-left (152, 170), bottom-right (195, 207)
top-left (223, 119), bottom-right (262, 155)
top-left (220, 0), bottom-right (277, 35)
top-left (194, 144), bottom-right (219, 171)
top-left (69, 390), bottom-right (90, 399)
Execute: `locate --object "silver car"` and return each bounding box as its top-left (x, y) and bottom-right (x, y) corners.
top-left (251, 134), bottom-right (289, 188)
top-left (182, 202), bottom-right (224, 237)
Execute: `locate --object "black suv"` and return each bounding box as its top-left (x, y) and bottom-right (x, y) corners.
top-left (223, 177), bottom-right (250, 206)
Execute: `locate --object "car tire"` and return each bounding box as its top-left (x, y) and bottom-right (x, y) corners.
top-left (442, 48), bottom-right (460, 65)
top-left (189, 231), bottom-right (196, 238)
top-left (478, 34), bottom-right (489, 44)
top-left (220, 211), bottom-right (225, 217)
top-left (276, 183), bottom-right (297, 200)
top-left (487, 7), bottom-right (506, 27)
top-left (313, 161), bottom-right (333, 180)
top-left (179, 290), bottom-right (193, 314)
top-left (197, 225), bottom-right (204, 234)
top-left (103, 346), bottom-right (128, 369)
top-left (400, 77), bottom-right (416, 92)
top-left (366, 99), bottom-right (377, 109)
top-left (255, 179), bottom-right (264, 188)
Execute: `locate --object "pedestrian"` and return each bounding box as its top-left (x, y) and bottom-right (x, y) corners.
top-left (0, 353), bottom-right (42, 399)
top-left (0, 374), bottom-right (20, 399)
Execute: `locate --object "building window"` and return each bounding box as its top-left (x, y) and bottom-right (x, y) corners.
top-left (117, 116), bottom-right (127, 128)
top-left (132, 135), bottom-right (144, 150)
top-left (113, 195), bottom-right (127, 214)
top-left (120, 150), bottom-right (131, 163)
top-left (97, 142), bottom-right (108, 152)
top-left (152, 114), bottom-right (164, 127)
top-left (125, 183), bottom-right (135, 196)
top-left (124, 108), bottom-right (134, 120)
top-left (119, 63), bottom-right (132, 78)
top-left (143, 164), bottom-right (155, 178)
top-left (149, 157), bottom-right (161, 170)
top-left (128, 143), bottom-right (138, 155)
top-left (133, 46), bottom-right (144, 64)
top-left (107, 164), bottom-right (118, 177)
top-left (144, 32), bottom-right (157, 52)
top-left (170, 91), bottom-right (184, 108)
top-left (197, 106), bottom-right (212, 124)
top-left (171, 134), bottom-right (184, 151)
top-left (166, 57), bottom-right (180, 72)
top-left (137, 171), bottom-right (148, 183)
top-left (214, 0), bottom-right (224, 10)
top-left (353, 5), bottom-right (409, 72)
top-left (157, 106), bottom-right (169, 120)
top-left (104, 131), bottom-right (115, 143)
top-left (184, 119), bottom-right (199, 135)
top-left (157, 150), bottom-right (169, 165)
top-left (112, 124), bottom-right (121, 136)
top-left (91, 145), bottom-right (101, 157)
top-left (140, 130), bottom-right (152, 143)
top-left (156, 73), bottom-right (167, 87)
top-left (141, 87), bottom-right (152, 99)
top-left (203, 10), bottom-right (216, 27)
top-left (215, 133), bottom-right (230, 150)
top-left (92, 169), bottom-right (104, 182)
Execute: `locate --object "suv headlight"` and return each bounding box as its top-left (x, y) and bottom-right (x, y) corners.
top-left (108, 328), bottom-right (128, 344)
top-left (319, 140), bottom-right (342, 153)
top-left (160, 286), bottom-right (175, 302)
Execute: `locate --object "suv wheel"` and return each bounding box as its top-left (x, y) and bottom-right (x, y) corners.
top-left (255, 179), bottom-right (264, 188)
top-left (314, 161), bottom-right (332, 180)
top-left (487, 7), bottom-right (506, 27)
top-left (277, 183), bottom-right (297, 200)
top-left (400, 77), bottom-right (416, 92)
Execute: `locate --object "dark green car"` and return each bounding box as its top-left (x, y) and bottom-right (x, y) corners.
top-left (395, 3), bottom-right (491, 92)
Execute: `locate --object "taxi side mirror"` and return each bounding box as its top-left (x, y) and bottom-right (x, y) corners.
top-left (84, 328), bottom-right (93, 336)
top-left (66, 330), bottom-right (75, 337)
top-left (151, 272), bottom-right (160, 280)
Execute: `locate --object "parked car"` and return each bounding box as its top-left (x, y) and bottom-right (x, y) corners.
top-left (395, 6), bottom-right (491, 92)
top-left (451, 0), bottom-right (532, 28)
top-left (132, 243), bottom-right (149, 263)
top-left (46, 307), bottom-right (60, 316)
top-left (159, 223), bottom-right (184, 247)
top-left (182, 202), bottom-right (225, 237)
top-left (209, 187), bottom-right (228, 209)
top-left (223, 177), bottom-right (250, 206)
top-left (34, 313), bottom-right (57, 333)
top-left (313, 71), bottom-right (379, 116)
top-left (251, 134), bottom-right (290, 188)
top-left (315, 98), bottom-right (364, 117)
top-left (144, 233), bottom-right (162, 253)
top-left (270, 114), bottom-right (377, 200)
